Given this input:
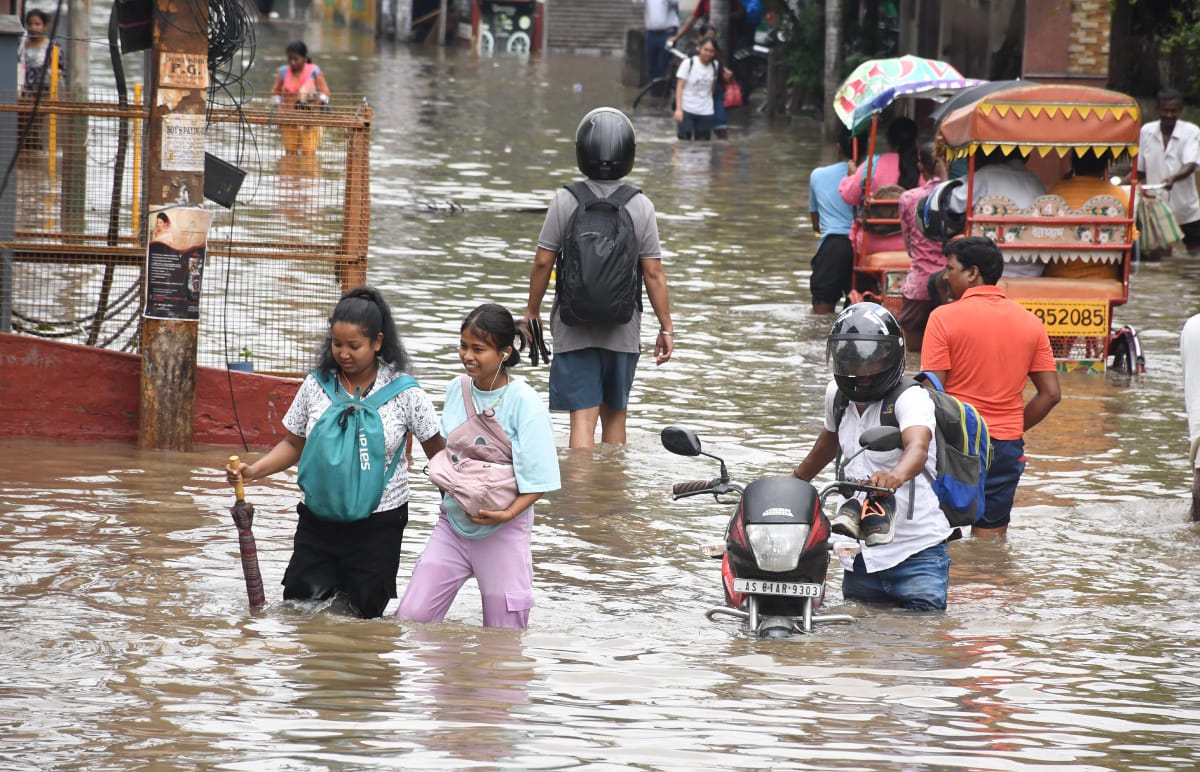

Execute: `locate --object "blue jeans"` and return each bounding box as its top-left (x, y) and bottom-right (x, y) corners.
top-left (841, 542), bottom-right (950, 611)
top-left (644, 28), bottom-right (676, 85)
top-left (677, 111), bottom-right (715, 140)
top-left (979, 438), bottom-right (1026, 529)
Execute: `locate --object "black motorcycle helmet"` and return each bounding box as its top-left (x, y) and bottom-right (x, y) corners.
top-left (827, 302), bottom-right (906, 403)
top-left (915, 179), bottom-right (966, 242)
top-left (575, 107), bottom-right (636, 181)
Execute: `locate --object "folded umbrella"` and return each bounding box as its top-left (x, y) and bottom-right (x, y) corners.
top-left (228, 455), bottom-right (266, 610)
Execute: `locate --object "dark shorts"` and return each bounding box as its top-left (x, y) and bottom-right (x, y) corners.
top-left (898, 296), bottom-right (936, 341)
top-left (283, 501), bottom-right (409, 618)
top-left (677, 112), bottom-right (715, 141)
top-left (978, 438), bottom-right (1026, 530)
top-left (809, 234), bottom-right (854, 306)
top-left (549, 347), bottom-right (640, 412)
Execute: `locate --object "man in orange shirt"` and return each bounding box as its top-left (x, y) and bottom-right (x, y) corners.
top-left (921, 237), bottom-right (1062, 538)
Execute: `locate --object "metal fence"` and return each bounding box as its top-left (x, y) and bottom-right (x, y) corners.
top-left (0, 88), bottom-right (372, 376)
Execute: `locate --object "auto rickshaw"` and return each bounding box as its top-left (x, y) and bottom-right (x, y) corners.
top-left (935, 83), bottom-right (1143, 373)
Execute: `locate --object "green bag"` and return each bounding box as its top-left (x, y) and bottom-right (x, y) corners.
top-left (296, 370), bottom-right (418, 522)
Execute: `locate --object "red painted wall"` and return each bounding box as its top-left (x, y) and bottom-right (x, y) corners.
top-left (0, 333), bottom-right (299, 449)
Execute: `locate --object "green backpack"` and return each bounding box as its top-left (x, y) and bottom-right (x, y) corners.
top-left (296, 370), bottom-right (418, 522)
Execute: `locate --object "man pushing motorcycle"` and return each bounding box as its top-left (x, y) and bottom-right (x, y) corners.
top-left (792, 303), bottom-right (954, 611)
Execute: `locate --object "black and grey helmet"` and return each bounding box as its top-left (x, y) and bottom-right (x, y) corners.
top-left (575, 107), bottom-right (636, 181)
top-left (915, 178), bottom-right (966, 242)
top-left (827, 302), bottom-right (906, 403)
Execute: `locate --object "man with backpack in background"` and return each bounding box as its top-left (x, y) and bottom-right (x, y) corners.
top-left (525, 107), bottom-right (674, 449)
top-left (792, 302), bottom-right (953, 611)
top-left (921, 237), bottom-right (1062, 539)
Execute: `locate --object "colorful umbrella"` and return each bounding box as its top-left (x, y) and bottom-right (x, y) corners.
top-left (834, 55), bottom-right (983, 133)
top-left (228, 455), bottom-right (266, 610)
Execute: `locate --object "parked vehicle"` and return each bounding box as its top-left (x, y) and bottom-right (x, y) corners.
top-left (849, 82), bottom-right (1146, 374)
top-left (661, 425), bottom-right (901, 638)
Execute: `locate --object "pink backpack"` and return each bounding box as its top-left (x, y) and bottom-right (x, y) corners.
top-left (427, 376), bottom-right (519, 517)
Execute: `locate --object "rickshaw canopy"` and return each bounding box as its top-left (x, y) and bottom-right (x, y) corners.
top-left (937, 84), bottom-right (1141, 160)
top-left (834, 55), bottom-right (983, 134)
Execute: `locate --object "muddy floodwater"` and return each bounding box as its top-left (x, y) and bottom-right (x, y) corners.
top-left (3, 18), bottom-right (1200, 771)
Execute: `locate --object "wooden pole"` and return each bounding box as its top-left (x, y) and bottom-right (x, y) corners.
top-left (138, 0), bottom-right (209, 451)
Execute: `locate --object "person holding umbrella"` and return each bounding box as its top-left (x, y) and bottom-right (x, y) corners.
top-left (224, 287), bottom-right (445, 617)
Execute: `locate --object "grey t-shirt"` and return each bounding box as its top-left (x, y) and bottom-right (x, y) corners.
top-left (536, 179), bottom-right (663, 354)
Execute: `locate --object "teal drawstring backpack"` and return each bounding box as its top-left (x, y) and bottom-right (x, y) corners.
top-left (296, 370), bottom-right (418, 522)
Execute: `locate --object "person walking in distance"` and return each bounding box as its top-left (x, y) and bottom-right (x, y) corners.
top-left (920, 237), bottom-right (1061, 538)
top-left (808, 127), bottom-right (857, 314)
top-left (1133, 88), bottom-right (1200, 254)
top-left (524, 107), bottom-right (674, 449)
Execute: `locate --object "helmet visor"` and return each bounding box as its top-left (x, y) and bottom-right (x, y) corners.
top-left (827, 335), bottom-right (905, 378)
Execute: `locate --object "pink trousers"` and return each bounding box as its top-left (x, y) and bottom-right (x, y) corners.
top-left (396, 507), bottom-right (536, 629)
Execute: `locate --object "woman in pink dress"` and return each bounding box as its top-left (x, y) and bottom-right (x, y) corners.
top-left (838, 116), bottom-right (920, 257)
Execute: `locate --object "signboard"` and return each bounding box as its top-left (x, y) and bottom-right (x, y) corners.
top-left (143, 206), bottom-right (215, 321)
top-left (159, 52), bottom-right (209, 89)
top-left (1018, 299), bottom-right (1110, 338)
top-left (161, 113), bottom-right (206, 172)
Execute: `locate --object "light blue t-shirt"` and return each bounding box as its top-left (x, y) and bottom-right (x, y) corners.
top-left (440, 375), bottom-right (561, 539)
top-left (808, 161), bottom-right (854, 242)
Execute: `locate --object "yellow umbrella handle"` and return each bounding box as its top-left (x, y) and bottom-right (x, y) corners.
top-left (229, 455), bottom-right (246, 501)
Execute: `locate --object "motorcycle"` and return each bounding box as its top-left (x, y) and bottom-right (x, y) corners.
top-left (661, 424), bottom-right (901, 638)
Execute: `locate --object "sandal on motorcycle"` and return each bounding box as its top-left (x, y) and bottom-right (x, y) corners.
top-left (860, 493), bottom-right (897, 547)
top-left (831, 498), bottom-right (863, 540)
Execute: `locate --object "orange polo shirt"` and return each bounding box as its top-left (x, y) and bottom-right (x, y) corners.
top-left (921, 285), bottom-right (1056, 440)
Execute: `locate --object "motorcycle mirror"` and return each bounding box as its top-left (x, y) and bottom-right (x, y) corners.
top-left (859, 426), bottom-right (903, 452)
top-left (661, 426), bottom-right (703, 456)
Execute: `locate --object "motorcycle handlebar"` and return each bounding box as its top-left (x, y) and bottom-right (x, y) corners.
top-left (673, 479), bottom-right (714, 496)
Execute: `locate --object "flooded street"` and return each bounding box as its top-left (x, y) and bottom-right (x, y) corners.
top-left (4, 19), bottom-right (1200, 770)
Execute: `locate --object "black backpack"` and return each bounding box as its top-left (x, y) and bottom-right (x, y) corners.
top-left (555, 181), bottom-right (642, 326)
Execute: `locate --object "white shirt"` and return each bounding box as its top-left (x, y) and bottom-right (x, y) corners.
top-left (950, 158), bottom-right (1048, 277)
top-left (643, 0), bottom-right (679, 31)
top-left (677, 55), bottom-right (716, 117)
top-left (822, 380), bottom-right (952, 573)
top-left (1139, 119), bottom-right (1200, 227)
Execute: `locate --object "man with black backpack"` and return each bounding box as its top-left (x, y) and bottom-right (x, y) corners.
top-left (792, 303), bottom-right (954, 611)
top-left (524, 107), bottom-right (675, 449)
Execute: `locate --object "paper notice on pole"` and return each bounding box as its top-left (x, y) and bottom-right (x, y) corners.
top-left (162, 113), bottom-right (206, 172)
top-left (143, 206), bottom-right (215, 321)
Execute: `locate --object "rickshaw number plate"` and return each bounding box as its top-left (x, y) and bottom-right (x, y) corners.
top-left (732, 579), bottom-right (822, 597)
top-left (1019, 300), bottom-right (1109, 337)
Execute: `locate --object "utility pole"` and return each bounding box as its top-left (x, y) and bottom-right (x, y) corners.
top-left (138, 0), bottom-right (208, 450)
top-left (709, 0), bottom-right (728, 49)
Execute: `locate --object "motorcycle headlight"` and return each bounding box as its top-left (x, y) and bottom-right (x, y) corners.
top-left (746, 523), bottom-right (808, 573)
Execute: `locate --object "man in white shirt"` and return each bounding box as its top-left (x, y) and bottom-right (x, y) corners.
top-left (949, 151), bottom-right (1047, 277)
top-left (1136, 88), bottom-right (1200, 252)
top-left (642, 0), bottom-right (679, 96)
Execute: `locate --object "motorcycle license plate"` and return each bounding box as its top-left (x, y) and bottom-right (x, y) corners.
top-left (732, 578), bottom-right (822, 598)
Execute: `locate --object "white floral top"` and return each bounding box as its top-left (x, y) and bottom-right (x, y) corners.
top-left (283, 363), bottom-right (441, 512)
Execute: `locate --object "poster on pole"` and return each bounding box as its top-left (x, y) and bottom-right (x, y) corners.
top-left (142, 206), bottom-right (215, 321)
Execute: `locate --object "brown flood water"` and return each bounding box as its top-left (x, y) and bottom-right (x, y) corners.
top-left (3, 18), bottom-right (1200, 771)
